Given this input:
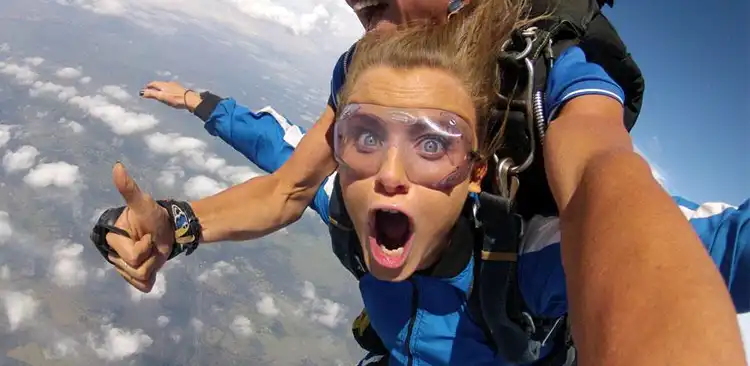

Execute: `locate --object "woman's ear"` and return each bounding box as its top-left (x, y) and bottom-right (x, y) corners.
top-left (468, 161), bottom-right (487, 193)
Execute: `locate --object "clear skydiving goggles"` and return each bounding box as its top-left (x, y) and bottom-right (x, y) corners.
top-left (333, 103), bottom-right (481, 190)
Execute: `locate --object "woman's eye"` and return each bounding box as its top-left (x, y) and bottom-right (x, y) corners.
top-left (419, 137), bottom-right (445, 155)
top-left (356, 132), bottom-right (381, 148)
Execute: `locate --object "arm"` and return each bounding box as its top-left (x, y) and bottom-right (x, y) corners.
top-left (190, 105), bottom-right (338, 243)
top-left (544, 49), bottom-right (745, 365)
top-left (190, 92), bottom-right (332, 222)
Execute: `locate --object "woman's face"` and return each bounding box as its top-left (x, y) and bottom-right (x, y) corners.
top-left (346, 0), bottom-right (452, 32)
top-left (338, 66), bottom-right (483, 282)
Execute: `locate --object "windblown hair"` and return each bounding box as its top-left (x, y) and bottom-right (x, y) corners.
top-left (337, 0), bottom-right (534, 159)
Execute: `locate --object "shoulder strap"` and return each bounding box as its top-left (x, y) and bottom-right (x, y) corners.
top-left (474, 191), bottom-right (542, 363)
top-left (470, 191), bottom-right (571, 365)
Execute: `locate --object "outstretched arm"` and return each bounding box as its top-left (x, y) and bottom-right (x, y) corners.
top-left (190, 104), bottom-right (338, 243)
top-left (140, 82), bottom-right (333, 222)
top-left (544, 47), bottom-right (745, 365)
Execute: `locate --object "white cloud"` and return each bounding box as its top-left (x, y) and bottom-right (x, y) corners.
top-left (256, 293), bottom-right (280, 317)
top-left (0, 43), bottom-right (9, 53)
top-left (43, 338), bottom-right (79, 360)
top-left (100, 84), bottom-right (131, 101)
top-left (86, 324), bottom-right (153, 361)
top-left (184, 175), bottom-right (227, 199)
top-left (55, 0), bottom-right (362, 44)
top-left (50, 242), bottom-right (88, 288)
top-left (23, 57), bottom-right (45, 67)
top-left (144, 132), bottom-right (206, 155)
top-left (230, 315), bottom-right (253, 337)
top-left (157, 315), bottom-right (170, 328)
top-left (157, 163), bottom-right (185, 188)
top-left (68, 94), bottom-right (159, 134)
top-left (143, 132), bottom-right (263, 185)
top-left (0, 124), bottom-right (11, 148)
top-left (129, 272), bottom-right (166, 302)
top-left (0, 62), bottom-right (39, 85)
top-left (2, 290), bottom-right (39, 331)
top-left (0, 212), bottom-right (11, 244)
top-left (196, 261), bottom-right (238, 283)
top-left (0, 265), bottom-right (10, 280)
top-left (3, 145), bottom-right (40, 172)
top-left (55, 67), bottom-right (83, 79)
top-left (300, 281), bottom-right (346, 329)
top-left (216, 165), bottom-right (262, 185)
top-left (59, 118), bottom-right (85, 133)
top-left (29, 81), bottom-right (79, 101)
top-left (79, 76), bottom-right (92, 84)
top-left (24, 161), bottom-right (82, 189)
top-left (190, 317), bottom-right (204, 333)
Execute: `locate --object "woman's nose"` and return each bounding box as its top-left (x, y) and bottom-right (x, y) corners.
top-left (375, 147), bottom-right (410, 196)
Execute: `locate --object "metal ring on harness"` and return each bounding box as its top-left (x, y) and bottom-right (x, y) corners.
top-left (500, 27), bottom-right (538, 61)
top-left (493, 156), bottom-right (519, 201)
top-left (494, 28), bottom-right (539, 177)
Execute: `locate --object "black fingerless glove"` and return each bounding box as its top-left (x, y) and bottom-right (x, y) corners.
top-left (89, 200), bottom-right (202, 262)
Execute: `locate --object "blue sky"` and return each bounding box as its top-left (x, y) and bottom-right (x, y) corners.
top-left (605, 0), bottom-right (749, 205)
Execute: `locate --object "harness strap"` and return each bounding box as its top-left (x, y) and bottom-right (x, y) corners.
top-left (475, 192), bottom-right (543, 363)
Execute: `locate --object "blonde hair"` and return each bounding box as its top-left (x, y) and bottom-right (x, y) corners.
top-left (337, 0), bottom-right (534, 159)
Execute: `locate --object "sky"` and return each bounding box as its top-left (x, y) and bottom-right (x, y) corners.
top-left (604, 0), bottom-right (749, 205)
top-left (0, 0), bottom-right (746, 364)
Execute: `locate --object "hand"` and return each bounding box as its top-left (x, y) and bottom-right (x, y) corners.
top-left (106, 163), bottom-right (175, 292)
top-left (139, 81), bottom-right (202, 112)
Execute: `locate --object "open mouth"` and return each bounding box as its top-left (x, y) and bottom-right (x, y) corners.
top-left (368, 207), bottom-right (414, 269)
top-left (351, 0), bottom-right (389, 31)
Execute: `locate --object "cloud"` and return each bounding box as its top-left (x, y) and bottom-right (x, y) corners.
top-left (184, 175), bottom-right (227, 199)
top-left (68, 95), bottom-right (159, 134)
top-left (300, 281), bottom-right (346, 329)
top-left (50, 242), bottom-right (88, 288)
top-left (190, 318), bottom-right (204, 333)
top-left (0, 62), bottom-right (39, 85)
top-left (100, 85), bottom-right (131, 101)
top-left (86, 324), bottom-right (153, 361)
top-left (157, 315), bottom-right (170, 328)
top-left (0, 43), bottom-right (9, 53)
top-left (43, 338), bottom-right (79, 360)
top-left (157, 162), bottom-right (186, 188)
top-left (58, 118), bottom-right (85, 133)
top-left (2, 290), bottom-right (39, 331)
top-left (3, 145), bottom-right (39, 173)
top-left (23, 161), bottom-right (82, 189)
top-left (230, 315), bottom-right (254, 337)
top-left (144, 132), bottom-right (263, 187)
top-left (196, 261), bottom-right (238, 283)
top-left (128, 272), bottom-right (167, 302)
top-left (55, 0), bottom-right (362, 43)
top-left (0, 125), bottom-right (11, 148)
top-left (23, 57), bottom-right (45, 67)
top-left (144, 132), bottom-right (206, 155)
top-left (79, 76), bottom-right (92, 84)
top-left (29, 81), bottom-right (79, 101)
top-left (0, 212), bottom-right (11, 244)
top-left (256, 293), bottom-right (280, 317)
top-left (55, 67), bottom-right (83, 79)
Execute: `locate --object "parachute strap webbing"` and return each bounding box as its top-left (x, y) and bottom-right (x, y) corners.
top-left (480, 251), bottom-right (517, 262)
top-left (476, 191), bottom-right (542, 364)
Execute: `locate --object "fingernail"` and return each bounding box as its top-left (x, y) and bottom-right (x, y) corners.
top-left (139, 90), bottom-right (144, 97)
top-left (114, 160), bottom-right (121, 167)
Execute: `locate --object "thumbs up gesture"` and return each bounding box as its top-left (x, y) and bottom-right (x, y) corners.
top-left (94, 163), bottom-right (175, 292)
